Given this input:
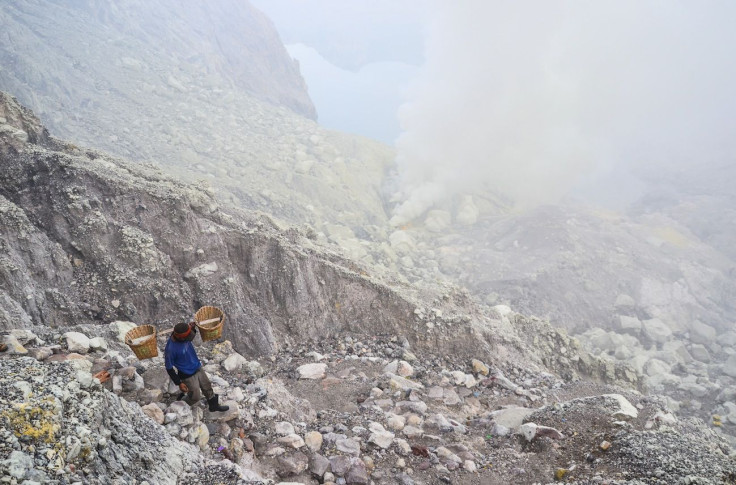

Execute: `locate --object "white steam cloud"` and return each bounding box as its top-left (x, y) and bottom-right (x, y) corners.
top-left (392, 1), bottom-right (736, 225)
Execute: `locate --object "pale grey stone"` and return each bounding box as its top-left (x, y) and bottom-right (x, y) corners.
top-left (329, 454), bottom-right (353, 476)
top-left (109, 321), bottom-right (138, 343)
top-left (722, 354), bottom-right (736, 378)
top-left (275, 421), bottom-right (295, 436)
top-left (304, 431), bottom-right (323, 452)
top-left (618, 315), bottom-right (642, 333)
top-left (7, 450), bottom-right (33, 479)
top-left (689, 320), bottom-right (717, 345)
top-left (276, 451), bottom-right (308, 477)
top-left (89, 337), bottom-right (108, 351)
top-left (277, 434), bottom-right (305, 449)
top-left (642, 318), bottom-right (672, 344)
top-left (142, 403), bottom-right (165, 424)
top-left (644, 358), bottom-right (671, 377)
top-left (335, 438), bottom-right (361, 456)
top-left (309, 453), bottom-right (330, 477)
top-left (346, 459), bottom-right (369, 484)
top-left (222, 352), bottom-right (248, 372)
top-left (367, 422), bottom-right (394, 449)
top-left (490, 407), bottom-right (534, 429)
top-left (604, 394), bottom-right (639, 419)
top-left (297, 363), bottom-right (327, 379)
top-left (64, 332), bottom-right (90, 353)
top-left (690, 344), bottom-right (711, 363)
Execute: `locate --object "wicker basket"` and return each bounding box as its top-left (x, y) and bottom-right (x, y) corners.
top-left (194, 306), bottom-right (225, 342)
top-left (125, 324), bottom-right (158, 360)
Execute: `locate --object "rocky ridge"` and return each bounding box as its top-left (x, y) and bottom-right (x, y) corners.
top-left (0, 355), bottom-right (209, 484)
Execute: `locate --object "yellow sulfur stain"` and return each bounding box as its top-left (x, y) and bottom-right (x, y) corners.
top-left (1, 398), bottom-right (61, 443)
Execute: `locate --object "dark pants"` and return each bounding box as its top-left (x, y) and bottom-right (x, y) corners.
top-left (182, 369), bottom-right (214, 404)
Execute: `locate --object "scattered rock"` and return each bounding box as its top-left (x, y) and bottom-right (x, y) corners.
top-left (305, 431), bottom-right (323, 452)
top-left (141, 403), bottom-right (165, 424)
top-left (297, 363), bottom-right (327, 380)
top-left (275, 421), bottom-right (295, 436)
top-left (472, 359), bottom-right (489, 376)
top-left (222, 352), bottom-right (248, 372)
top-left (276, 452), bottom-right (309, 477)
top-left (518, 422), bottom-right (564, 442)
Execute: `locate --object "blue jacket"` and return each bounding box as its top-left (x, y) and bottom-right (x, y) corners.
top-left (164, 337), bottom-right (202, 384)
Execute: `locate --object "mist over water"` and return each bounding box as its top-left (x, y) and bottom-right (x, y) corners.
top-left (286, 43), bottom-right (418, 144)
top-left (391, 1), bottom-right (736, 225)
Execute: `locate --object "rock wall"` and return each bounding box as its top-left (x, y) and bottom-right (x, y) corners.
top-left (0, 91), bottom-right (486, 362)
top-left (0, 90), bottom-right (644, 401)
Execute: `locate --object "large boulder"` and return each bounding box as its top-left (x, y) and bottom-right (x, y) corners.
top-left (64, 332), bottom-right (90, 354)
top-left (297, 363), bottom-right (327, 380)
top-left (723, 355), bottom-right (736, 378)
top-left (688, 320), bottom-right (717, 346)
top-left (642, 318), bottom-right (672, 344)
top-left (222, 352), bottom-right (248, 372)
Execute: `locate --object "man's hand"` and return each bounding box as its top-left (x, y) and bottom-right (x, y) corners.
top-left (179, 382), bottom-right (189, 393)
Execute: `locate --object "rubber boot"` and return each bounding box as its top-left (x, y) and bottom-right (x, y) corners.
top-left (208, 395), bottom-right (229, 412)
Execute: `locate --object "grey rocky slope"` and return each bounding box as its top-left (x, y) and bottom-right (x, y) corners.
top-left (0, 90), bottom-right (636, 387)
top-left (384, 199), bottom-right (736, 438)
top-left (0, 90), bottom-right (473, 360)
top-left (0, 0), bottom-right (393, 231)
top-left (0, 356), bottom-right (206, 484)
top-left (2, 321), bottom-right (734, 484)
top-left (2, 93), bottom-right (736, 483)
top-left (1, 4), bottom-right (735, 429)
top-left (0, 0), bottom-right (315, 119)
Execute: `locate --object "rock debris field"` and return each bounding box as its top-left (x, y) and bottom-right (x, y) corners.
top-left (1, 323), bottom-right (735, 485)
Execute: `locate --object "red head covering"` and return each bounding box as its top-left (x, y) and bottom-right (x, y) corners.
top-left (173, 322), bottom-right (195, 341)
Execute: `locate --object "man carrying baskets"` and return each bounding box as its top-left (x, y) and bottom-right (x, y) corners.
top-left (164, 321), bottom-right (229, 412)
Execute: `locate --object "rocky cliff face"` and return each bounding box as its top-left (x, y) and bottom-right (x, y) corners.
top-left (0, 90), bottom-right (640, 383)
top-left (0, 91), bottom-right (457, 359)
top-left (2, 93), bottom-right (735, 483)
top-left (0, 0), bottom-right (315, 119)
top-left (0, 0), bottom-right (395, 231)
